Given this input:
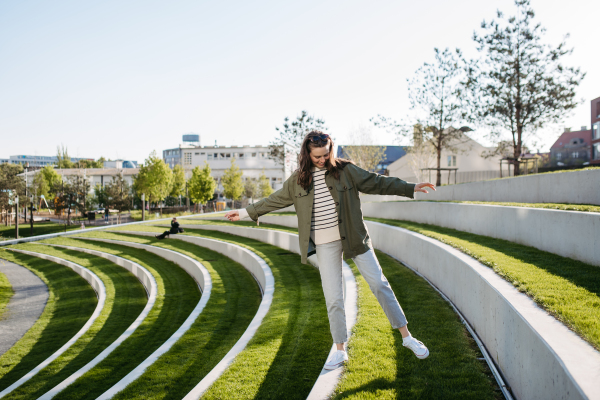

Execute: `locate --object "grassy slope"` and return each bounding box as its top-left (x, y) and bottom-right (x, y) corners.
top-left (0, 269), bottom-right (13, 321)
top-left (0, 250), bottom-right (97, 390)
top-left (73, 231), bottom-right (262, 400)
top-left (0, 223), bottom-right (80, 241)
top-left (367, 217), bottom-right (600, 350)
top-left (38, 235), bottom-right (201, 400)
top-left (1, 244), bottom-right (147, 400)
top-left (176, 228), bottom-right (332, 400)
top-left (333, 255), bottom-right (500, 400)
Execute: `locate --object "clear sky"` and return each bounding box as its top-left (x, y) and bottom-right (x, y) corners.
top-left (1, 0), bottom-right (598, 163)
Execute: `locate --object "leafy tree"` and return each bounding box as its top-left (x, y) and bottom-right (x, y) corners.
top-left (105, 174), bottom-right (132, 224)
top-left (93, 184), bottom-right (109, 208)
top-left (133, 151), bottom-right (173, 215)
top-left (269, 110), bottom-right (328, 166)
top-left (51, 176), bottom-right (90, 225)
top-left (244, 178), bottom-right (258, 201)
top-left (38, 165), bottom-right (62, 198)
top-left (31, 171), bottom-right (49, 203)
top-left (188, 163), bottom-right (216, 205)
top-left (372, 48), bottom-right (472, 185)
top-left (467, 0), bottom-right (585, 175)
top-left (170, 164), bottom-right (186, 198)
top-left (257, 171), bottom-right (273, 198)
top-left (0, 164), bottom-right (25, 225)
top-left (56, 144), bottom-right (74, 168)
top-left (222, 158), bottom-right (244, 200)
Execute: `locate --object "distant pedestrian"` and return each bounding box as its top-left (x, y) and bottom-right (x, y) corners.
top-left (104, 206), bottom-right (109, 223)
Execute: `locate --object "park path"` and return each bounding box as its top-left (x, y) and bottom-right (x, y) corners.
top-left (0, 258), bottom-right (49, 356)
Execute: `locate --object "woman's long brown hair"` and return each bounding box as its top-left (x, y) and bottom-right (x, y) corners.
top-left (297, 131), bottom-right (354, 190)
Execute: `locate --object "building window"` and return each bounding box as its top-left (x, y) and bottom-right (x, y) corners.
top-left (252, 153), bottom-right (257, 157)
top-left (572, 151), bottom-right (579, 158)
top-left (183, 153), bottom-right (192, 165)
top-left (447, 155), bottom-right (456, 167)
top-left (594, 144), bottom-right (600, 160)
top-left (593, 123), bottom-right (600, 140)
top-left (208, 154), bottom-right (213, 160)
top-left (238, 153), bottom-right (245, 159)
top-left (226, 153), bottom-right (231, 159)
top-left (557, 153), bottom-right (562, 160)
top-left (195, 152), bottom-right (199, 156)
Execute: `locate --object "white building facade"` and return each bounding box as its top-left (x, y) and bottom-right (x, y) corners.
top-left (177, 144), bottom-right (297, 193)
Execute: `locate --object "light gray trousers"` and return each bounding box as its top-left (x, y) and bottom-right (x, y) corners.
top-left (316, 240), bottom-right (408, 343)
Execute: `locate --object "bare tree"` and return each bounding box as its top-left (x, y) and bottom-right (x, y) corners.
top-left (407, 124), bottom-right (437, 182)
top-left (269, 110), bottom-right (328, 166)
top-left (372, 48), bottom-right (472, 185)
top-left (467, 0), bottom-right (585, 175)
top-left (341, 125), bottom-right (387, 172)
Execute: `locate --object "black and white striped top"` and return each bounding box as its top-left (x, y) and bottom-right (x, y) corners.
top-left (311, 168), bottom-right (341, 245)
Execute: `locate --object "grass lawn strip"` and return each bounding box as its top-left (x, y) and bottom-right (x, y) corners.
top-left (37, 236), bottom-right (200, 400)
top-left (367, 217), bottom-right (600, 351)
top-left (0, 223), bottom-right (81, 241)
top-left (0, 268), bottom-right (13, 321)
top-left (65, 231), bottom-right (260, 400)
top-left (33, 243), bottom-right (157, 399)
top-left (333, 255), bottom-right (500, 399)
top-left (0, 244), bottom-right (146, 400)
top-left (0, 251), bottom-right (97, 391)
top-left (179, 228), bottom-right (330, 400)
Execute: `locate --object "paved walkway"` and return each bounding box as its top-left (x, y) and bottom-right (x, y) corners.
top-left (0, 259), bottom-right (49, 357)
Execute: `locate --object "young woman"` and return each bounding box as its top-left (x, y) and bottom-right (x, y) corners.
top-left (225, 131), bottom-right (436, 370)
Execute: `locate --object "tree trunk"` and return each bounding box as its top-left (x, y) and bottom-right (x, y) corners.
top-left (436, 143), bottom-right (442, 187)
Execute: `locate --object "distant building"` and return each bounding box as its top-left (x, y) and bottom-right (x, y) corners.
top-left (387, 131), bottom-right (512, 184)
top-left (550, 127), bottom-right (592, 167)
top-left (591, 96), bottom-right (600, 165)
top-left (177, 144), bottom-right (296, 194)
top-left (103, 160), bottom-right (138, 169)
top-left (21, 168), bottom-right (139, 195)
top-left (337, 146), bottom-right (407, 175)
top-left (4, 155), bottom-right (92, 168)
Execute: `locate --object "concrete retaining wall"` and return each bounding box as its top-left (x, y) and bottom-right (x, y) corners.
top-left (360, 201), bottom-right (600, 267)
top-left (362, 169), bottom-right (600, 205)
top-left (364, 221), bottom-right (600, 400)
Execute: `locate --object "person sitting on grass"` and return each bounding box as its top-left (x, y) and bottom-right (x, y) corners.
top-left (225, 131), bottom-right (436, 371)
top-left (155, 217), bottom-right (183, 239)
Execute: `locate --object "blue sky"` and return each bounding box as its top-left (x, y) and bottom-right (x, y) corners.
top-left (1, 0), bottom-right (598, 163)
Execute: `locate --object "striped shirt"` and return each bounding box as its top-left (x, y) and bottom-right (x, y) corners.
top-left (311, 168), bottom-right (341, 245)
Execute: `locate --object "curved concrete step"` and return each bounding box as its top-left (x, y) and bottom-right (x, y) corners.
top-left (35, 244), bottom-right (158, 399)
top-left (157, 223), bottom-right (358, 400)
top-left (0, 249), bottom-right (106, 398)
top-left (110, 230), bottom-right (275, 399)
top-left (68, 237), bottom-right (212, 400)
top-left (363, 220), bottom-right (600, 400)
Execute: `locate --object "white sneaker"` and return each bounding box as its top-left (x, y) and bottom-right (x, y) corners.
top-left (324, 350), bottom-right (348, 370)
top-left (403, 336), bottom-right (429, 359)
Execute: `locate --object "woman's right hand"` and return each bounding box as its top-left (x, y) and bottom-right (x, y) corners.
top-left (225, 210), bottom-right (240, 222)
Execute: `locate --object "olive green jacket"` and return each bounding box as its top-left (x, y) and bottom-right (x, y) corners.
top-left (246, 164), bottom-right (415, 264)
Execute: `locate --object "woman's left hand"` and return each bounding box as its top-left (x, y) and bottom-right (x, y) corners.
top-left (415, 182), bottom-right (436, 194)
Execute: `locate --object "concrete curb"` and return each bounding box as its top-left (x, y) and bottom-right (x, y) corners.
top-left (100, 230), bottom-right (275, 400)
top-left (360, 201), bottom-right (600, 267)
top-left (364, 221), bottom-right (600, 400)
top-left (35, 244), bottom-right (158, 399)
top-left (174, 223), bottom-right (358, 400)
top-left (67, 238), bottom-right (212, 400)
top-left (0, 249), bottom-right (106, 398)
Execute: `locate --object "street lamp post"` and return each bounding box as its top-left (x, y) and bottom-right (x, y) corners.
top-left (14, 195), bottom-right (19, 239)
top-left (142, 193), bottom-right (145, 222)
top-left (29, 195), bottom-right (34, 235)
